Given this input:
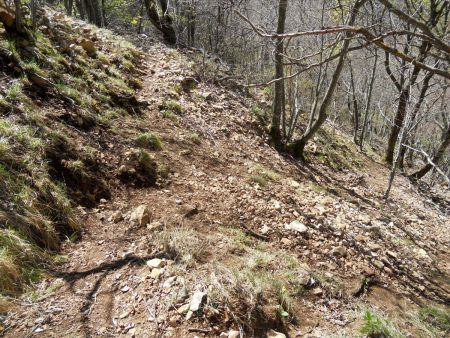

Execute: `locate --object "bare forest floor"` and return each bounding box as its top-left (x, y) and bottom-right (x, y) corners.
top-left (2, 28), bottom-right (450, 338)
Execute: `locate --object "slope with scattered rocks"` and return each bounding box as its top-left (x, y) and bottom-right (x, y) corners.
top-left (1, 12), bottom-right (449, 338)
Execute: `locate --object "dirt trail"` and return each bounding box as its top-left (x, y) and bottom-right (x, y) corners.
top-left (3, 43), bottom-right (449, 338)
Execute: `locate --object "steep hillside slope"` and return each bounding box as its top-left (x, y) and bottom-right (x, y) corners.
top-left (1, 11), bottom-right (449, 338)
top-left (0, 8), bottom-right (147, 296)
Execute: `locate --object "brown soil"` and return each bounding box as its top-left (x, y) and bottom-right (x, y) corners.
top-left (2, 42), bottom-right (449, 338)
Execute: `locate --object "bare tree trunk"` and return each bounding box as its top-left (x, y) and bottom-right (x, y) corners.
top-left (348, 59), bottom-right (359, 144)
top-left (359, 50), bottom-right (378, 150)
top-left (187, 0), bottom-right (195, 46)
top-left (290, 0), bottom-right (367, 159)
top-left (307, 0), bottom-right (328, 132)
top-left (64, 0), bottom-right (74, 15)
top-left (76, 0), bottom-right (86, 20)
top-left (31, 0), bottom-right (37, 29)
top-left (398, 72), bottom-right (433, 170)
top-left (101, 0), bottom-right (106, 26)
top-left (409, 124), bottom-right (450, 180)
top-left (144, 0), bottom-right (177, 44)
top-left (137, 0), bottom-right (144, 33)
top-left (13, 0), bottom-right (23, 33)
top-left (385, 105), bottom-right (412, 199)
top-left (270, 0), bottom-right (287, 145)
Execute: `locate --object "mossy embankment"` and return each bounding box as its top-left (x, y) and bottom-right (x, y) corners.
top-left (0, 8), bottom-right (151, 297)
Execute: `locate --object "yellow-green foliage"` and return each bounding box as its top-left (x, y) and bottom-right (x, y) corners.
top-left (0, 230), bottom-right (46, 295)
top-left (138, 149), bottom-right (157, 174)
top-left (251, 106), bottom-right (270, 125)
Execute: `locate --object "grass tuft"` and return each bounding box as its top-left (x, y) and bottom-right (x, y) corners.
top-left (361, 309), bottom-right (405, 338)
top-left (249, 164), bottom-right (280, 187)
top-left (135, 132), bottom-right (163, 150)
top-left (419, 306), bottom-right (450, 331)
top-left (159, 99), bottom-right (184, 115)
top-left (0, 10), bottom-right (142, 297)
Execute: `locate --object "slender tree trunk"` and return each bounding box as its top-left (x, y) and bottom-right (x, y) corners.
top-left (386, 86), bottom-right (410, 164)
top-left (270, 0), bottom-right (287, 145)
top-left (385, 102), bottom-right (414, 199)
top-left (348, 59), bottom-right (359, 144)
top-left (101, 0), bottom-right (106, 26)
top-left (307, 0), bottom-right (327, 132)
top-left (13, 0), bottom-right (23, 33)
top-left (290, 0), bottom-right (367, 159)
top-left (64, 0), bottom-right (74, 15)
top-left (76, 0), bottom-right (86, 20)
top-left (31, 0), bottom-right (37, 29)
top-left (409, 124), bottom-right (450, 180)
top-left (187, 0), bottom-right (195, 46)
top-left (137, 0), bottom-right (144, 33)
top-left (359, 51), bottom-right (378, 150)
top-left (385, 39), bottom-right (431, 164)
top-left (398, 71), bottom-right (433, 170)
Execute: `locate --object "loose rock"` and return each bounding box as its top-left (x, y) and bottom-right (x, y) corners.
top-left (267, 330), bottom-right (286, 338)
top-left (285, 220), bottom-right (308, 233)
top-left (228, 330), bottom-right (240, 338)
top-left (130, 205), bottom-right (151, 226)
top-left (146, 258), bottom-right (165, 269)
top-left (332, 246), bottom-right (347, 258)
top-left (189, 291), bottom-right (207, 312)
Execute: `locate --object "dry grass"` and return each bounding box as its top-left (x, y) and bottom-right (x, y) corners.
top-left (154, 223), bottom-right (209, 267)
top-left (0, 12), bottom-right (143, 296)
top-left (249, 164), bottom-right (280, 187)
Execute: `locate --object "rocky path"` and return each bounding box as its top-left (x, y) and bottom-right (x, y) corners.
top-left (2, 43), bottom-right (449, 338)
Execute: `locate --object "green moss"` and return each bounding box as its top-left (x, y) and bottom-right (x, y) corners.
top-left (6, 81), bottom-right (24, 101)
top-left (135, 132), bottom-right (163, 150)
top-left (161, 110), bottom-right (177, 120)
top-left (249, 175), bottom-right (269, 187)
top-left (96, 52), bottom-right (110, 65)
top-left (138, 150), bottom-right (157, 175)
top-left (261, 86), bottom-right (273, 100)
top-left (23, 60), bottom-right (42, 73)
top-left (190, 132), bottom-right (201, 145)
top-left (55, 82), bottom-right (82, 103)
top-left (159, 99), bottom-right (184, 115)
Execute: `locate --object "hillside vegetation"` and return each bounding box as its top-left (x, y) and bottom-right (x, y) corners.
top-left (0, 8), bottom-right (145, 296)
top-left (0, 3), bottom-right (449, 338)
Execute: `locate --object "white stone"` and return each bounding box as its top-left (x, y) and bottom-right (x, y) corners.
top-left (260, 225), bottom-right (271, 234)
top-left (146, 258), bottom-right (165, 268)
top-left (285, 220), bottom-right (308, 233)
top-left (267, 330), bottom-right (286, 338)
top-left (228, 330), bottom-right (240, 338)
top-left (189, 291), bottom-right (207, 312)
